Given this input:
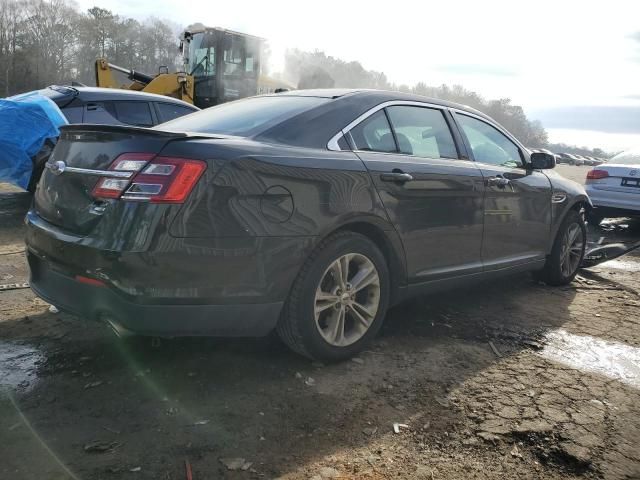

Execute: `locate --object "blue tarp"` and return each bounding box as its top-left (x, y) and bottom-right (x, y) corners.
top-left (0, 92), bottom-right (68, 189)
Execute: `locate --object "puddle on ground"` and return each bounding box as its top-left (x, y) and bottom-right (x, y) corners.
top-left (541, 329), bottom-right (640, 389)
top-left (0, 341), bottom-right (43, 392)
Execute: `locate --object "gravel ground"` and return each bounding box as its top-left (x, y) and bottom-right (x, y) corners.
top-left (1, 172), bottom-right (639, 479)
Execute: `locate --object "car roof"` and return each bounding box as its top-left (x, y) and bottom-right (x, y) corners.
top-left (45, 85), bottom-right (198, 108)
top-left (275, 88), bottom-right (488, 118)
top-left (255, 89), bottom-right (498, 149)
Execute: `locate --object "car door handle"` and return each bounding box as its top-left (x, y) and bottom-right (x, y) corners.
top-left (486, 176), bottom-right (510, 188)
top-left (380, 172), bottom-right (414, 183)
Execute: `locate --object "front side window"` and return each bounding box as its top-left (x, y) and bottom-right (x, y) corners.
top-left (386, 106), bottom-right (457, 159)
top-left (348, 110), bottom-right (396, 153)
top-left (456, 114), bottom-right (522, 167)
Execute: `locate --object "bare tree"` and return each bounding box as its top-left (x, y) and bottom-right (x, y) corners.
top-left (0, 0), bottom-right (25, 95)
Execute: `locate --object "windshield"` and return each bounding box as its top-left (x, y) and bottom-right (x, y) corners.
top-left (157, 95), bottom-right (329, 136)
top-left (610, 147), bottom-right (640, 165)
top-left (187, 32), bottom-right (216, 77)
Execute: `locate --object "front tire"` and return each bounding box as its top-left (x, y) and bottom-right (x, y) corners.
top-left (535, 210), bottom-right (586, 286)
top-left (277, 231), bottom-right (390, 362)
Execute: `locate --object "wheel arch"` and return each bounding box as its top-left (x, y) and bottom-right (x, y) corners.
top-left (314, 216), bottom-right (407, 304)
top-left (548, 195), bottom-right (590, 253)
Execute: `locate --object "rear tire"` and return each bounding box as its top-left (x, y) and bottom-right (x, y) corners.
top-left (277, 231), bottom-right (390, 362)
top-left (534, 210), bottom-right (586, 286)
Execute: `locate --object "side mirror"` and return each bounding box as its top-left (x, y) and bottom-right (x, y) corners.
top-left (530, 152), bottom-right (556, 169)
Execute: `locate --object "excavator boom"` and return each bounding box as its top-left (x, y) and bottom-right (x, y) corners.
top-left (95, 58), bottom-right (194, 105)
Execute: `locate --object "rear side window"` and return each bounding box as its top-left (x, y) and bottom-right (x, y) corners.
top-left (158, 96), bottom-right (329, 136)
top-left (386, 106), bottom-right (458, 159)
top-left (107, 101), bottom-right (153, 127)
top-left (156, 103), bottom-right (197, 123)
top-left (349, 110), bottom-right (396, 153)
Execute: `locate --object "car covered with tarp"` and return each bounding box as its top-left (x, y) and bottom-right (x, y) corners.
top-left (0, 92), bottom-right (67, 191)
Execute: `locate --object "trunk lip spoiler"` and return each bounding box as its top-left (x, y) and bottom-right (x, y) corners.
top-left (59, 124), bottom-right (189, 138)
top-left (59, 124), bottom-right (242, 141)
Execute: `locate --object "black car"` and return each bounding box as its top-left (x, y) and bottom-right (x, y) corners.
top-left (27, 86), bottom-right (199, 191)
top-left (25, 89), bottom-right (590, 361)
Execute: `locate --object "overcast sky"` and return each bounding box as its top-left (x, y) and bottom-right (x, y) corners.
top-left (77, 0), bottom-right (640, 151)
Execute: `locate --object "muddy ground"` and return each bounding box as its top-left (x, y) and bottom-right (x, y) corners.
top-left (1, 166), bottom-right (639, 480)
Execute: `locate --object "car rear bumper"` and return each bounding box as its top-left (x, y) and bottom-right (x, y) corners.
top-left (585, 185), bottom-right (640, 212)
top-left (24, 209), bottom-right (315, 337)
top-left (28, 250), bottom-right (283, 336)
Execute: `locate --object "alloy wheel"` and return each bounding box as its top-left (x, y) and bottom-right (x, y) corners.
top-left (314, 253), bottom-right (381, 347)
top-left (560, 222), bottom-right (584, 277)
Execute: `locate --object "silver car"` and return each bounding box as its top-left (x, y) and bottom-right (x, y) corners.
top-left (585, 147), bottom-right (640, 225)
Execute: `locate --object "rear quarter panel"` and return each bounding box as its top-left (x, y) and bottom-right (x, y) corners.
top-left (168, 142), bottom-right (393, 239)
top-left (162, 140), bottom-right (404, 301)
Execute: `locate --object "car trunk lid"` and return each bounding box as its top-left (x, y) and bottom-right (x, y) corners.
top-left (34, 124), bottom-right (188, 235)
top-left (587, 164), bottom-right (640, 194)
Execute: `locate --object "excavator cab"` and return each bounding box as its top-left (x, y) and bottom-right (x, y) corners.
top-left (182, 28), bottom-right (262, 108)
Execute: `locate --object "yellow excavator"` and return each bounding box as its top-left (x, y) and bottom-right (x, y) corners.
top-left (95, 27), bottom-right (291, 109)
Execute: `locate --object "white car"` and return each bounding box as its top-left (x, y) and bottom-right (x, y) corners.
top-left (585, 147), bottom-right (640, 225)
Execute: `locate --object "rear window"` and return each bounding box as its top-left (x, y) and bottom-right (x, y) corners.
top-left (157, 96), bottom-right (329, 136)
top-left (609, 148), bottom-right (640, 165)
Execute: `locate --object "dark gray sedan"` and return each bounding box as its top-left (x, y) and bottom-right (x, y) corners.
top-left (25, 89), bottom-right (590, 361)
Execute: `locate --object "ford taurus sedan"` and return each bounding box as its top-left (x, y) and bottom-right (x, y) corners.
top-left (25, 89), bottom-right (590, 361)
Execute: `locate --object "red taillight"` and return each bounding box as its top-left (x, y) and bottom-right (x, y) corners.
top-left (587, 169), bottom-right (609, 180)
top-left (129, 157), bottom-right (206, 204)
top-left (92, 154), bottom-right (206, 203)
top-left (92, 153), bottom-right (155, 199)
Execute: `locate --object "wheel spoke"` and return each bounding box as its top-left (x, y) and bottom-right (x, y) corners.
top-left (331, 258), bottom-right (347, 290)
top-left (328, 306), bottom-right (346, 345)
top-left (315, 292), bottom-right (339, 315)
top-left (339, 254), bottom-right (351, 286)
top-left (350, 265), bottom-right (378, 292)
top-left (350, 301), bottom-right (374, 328)
top-left (567, 225), bottom-right (580, 245)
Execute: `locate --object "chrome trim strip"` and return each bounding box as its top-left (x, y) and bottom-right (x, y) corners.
top-left (551, 193), bottom-right (567, 204)
top-left (45, 162), bottom-right (134, 179)
top-left (327, 100), bottom-right (449, 151)
top-left (120, 195), bottom-right (150, 201)
top-left (64, 167), bottom-right (133, 178)
top-left (327, 134), bottom-right (343, 151)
